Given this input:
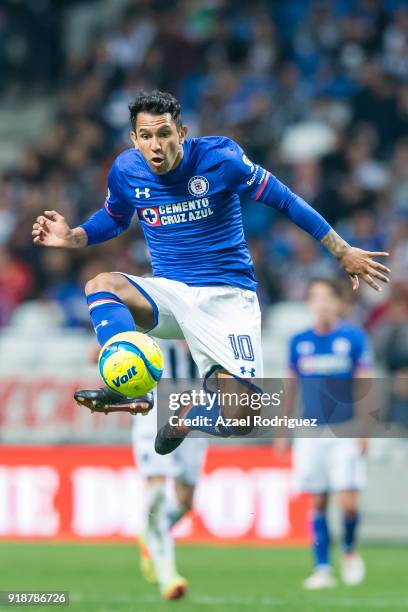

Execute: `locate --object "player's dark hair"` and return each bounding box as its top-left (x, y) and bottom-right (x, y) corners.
top-left (129, 90), bottom-right (182, 129)
top-left (307, 277), bottom-right (343, 299)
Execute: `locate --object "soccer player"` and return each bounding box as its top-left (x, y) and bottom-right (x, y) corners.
top-left (276, 278), bottom-right (372, 589)
top-left (32, 90), bottom-right (390, 454)
top-left (134, 339), bottom-right (206, 600)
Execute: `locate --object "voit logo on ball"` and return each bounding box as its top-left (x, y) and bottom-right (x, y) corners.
top-left (188, 175), bottom-right (209, 196)
top-left (111, 365), bottom-right (138, 389)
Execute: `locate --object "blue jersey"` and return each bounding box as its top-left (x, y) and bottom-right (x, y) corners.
top-left (81, 137), bottom-right (331, 291)
top-left (289, 322), bottom-right (372, 425)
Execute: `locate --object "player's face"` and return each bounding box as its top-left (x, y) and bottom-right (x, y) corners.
top-left (308, 283), bottom-right (341, 325)
top-left (131, 112), bottom-right (187, 175)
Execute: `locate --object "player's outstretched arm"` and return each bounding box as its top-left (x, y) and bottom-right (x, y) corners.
top-left (32, 210), bottom-right (87, 248)
top-left (320, 228), bottom-right (390, 292)
top-left (220, 138), bottom-right (391, 292)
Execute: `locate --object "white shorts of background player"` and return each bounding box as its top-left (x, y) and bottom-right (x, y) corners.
top-left (293, 436), bottom-right (366, 493)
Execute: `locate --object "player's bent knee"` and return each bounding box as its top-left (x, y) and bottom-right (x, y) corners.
top-left (85, 273), bottom-right (154, 328)
top-left (85, 272), bottom-right (115, 296)
top-left (85, 272), bottom-right (127, 298)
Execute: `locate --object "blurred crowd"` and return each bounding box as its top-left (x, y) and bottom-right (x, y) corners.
top-left (0, 0), bottom-right (407, 383)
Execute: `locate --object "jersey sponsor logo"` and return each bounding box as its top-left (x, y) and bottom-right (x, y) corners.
top-left (135, 187), bottom-right (151, 199)
top-left (298, 354), bottom-right (352, 375)
top-left (140, 207), bottom-right (161, 225)
top-left (159, 198), bottom-right (213, 225)
top-left (188, 176), bottom-right (209, 196)
top-left (138, 199), bottom-right (213, 227)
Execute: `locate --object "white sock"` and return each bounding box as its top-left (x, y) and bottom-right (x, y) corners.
top-left (145, 483), bottom-right (177, 585)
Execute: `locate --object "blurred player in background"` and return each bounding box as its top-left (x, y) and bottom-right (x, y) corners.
top-left (276, 278), bottom-right (373, 589)
top-left (133, 339), bottom-right (206, 601)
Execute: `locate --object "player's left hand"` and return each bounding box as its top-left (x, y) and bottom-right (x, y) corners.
top-left (338, 247), bottom-right (390, 292)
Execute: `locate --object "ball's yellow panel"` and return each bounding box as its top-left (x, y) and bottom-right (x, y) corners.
top-left (98, 331), bottom-right (163, 397)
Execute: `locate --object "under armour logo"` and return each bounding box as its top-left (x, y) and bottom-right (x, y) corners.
top-left (135, 187), bottom-right (151, 199)
top-left (240, 366), bottom-right (256, 377)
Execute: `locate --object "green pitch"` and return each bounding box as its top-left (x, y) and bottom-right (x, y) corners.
top-left (1, 543), bottom-right (407, 611)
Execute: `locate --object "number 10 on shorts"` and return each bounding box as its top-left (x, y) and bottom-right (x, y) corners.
top-left (228, 334), bottom-right (254, 361)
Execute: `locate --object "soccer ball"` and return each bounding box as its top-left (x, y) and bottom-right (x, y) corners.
top-left (98, 331), bottom-right (164, 397)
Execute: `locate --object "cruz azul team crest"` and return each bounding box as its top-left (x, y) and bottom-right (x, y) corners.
top-left (188, 176), bottom-right (209, 196)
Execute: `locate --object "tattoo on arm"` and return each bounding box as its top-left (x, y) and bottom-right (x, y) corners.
top-left (321, 229), bottom-right (350, 259)
top-left (72, 234), bottom-right (85, 247)
top-left (70, 227), bottom-right (88, 248)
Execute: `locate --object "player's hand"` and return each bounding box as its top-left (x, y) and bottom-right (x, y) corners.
top-left (32, 210), bottom-right (86, 248)
top-left (32, 210), bottom-right (72, 247)
top-left (338, 247), bottom-right (390, 292)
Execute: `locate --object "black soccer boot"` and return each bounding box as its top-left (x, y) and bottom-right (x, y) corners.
top-left (74, 386), bottom-right (154, 415)
top-left (154, 396), bottom-right (192, 455)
